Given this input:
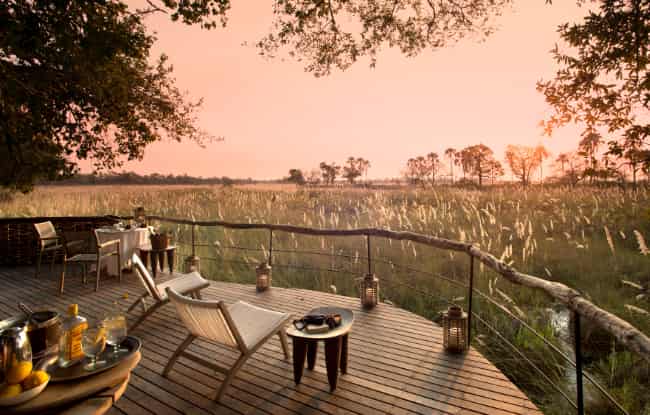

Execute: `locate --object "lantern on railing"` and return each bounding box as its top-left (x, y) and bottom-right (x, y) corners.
top-left (442, 305), bottom-right (468, 353)
top-left (256, 262), bottom-right (272, 292)
top-left (360, 273), bottom-right (379, 309)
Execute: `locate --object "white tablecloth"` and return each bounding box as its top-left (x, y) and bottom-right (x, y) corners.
top-left (96, 228), bottom-right (149, 276)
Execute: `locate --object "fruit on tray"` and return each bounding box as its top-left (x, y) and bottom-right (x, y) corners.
top-left (0, 384), bottom-right (23, 399)
top-left (6, 361), bottom-right (33, 384)
top-left (22, 371), bottom-right (49, 391)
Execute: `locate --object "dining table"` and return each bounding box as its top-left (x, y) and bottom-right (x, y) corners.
top-left (95, 226), bottom-right (149, 276)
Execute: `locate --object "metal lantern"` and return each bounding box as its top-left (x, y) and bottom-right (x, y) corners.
top-left (442, 305), bottom-right (468, 353)
top-left (256, 262), bottom-right (272, 292)
top-left (184, 255), bottom-right (200, 273)
top-left (360, 273), bottom-right (379, 309)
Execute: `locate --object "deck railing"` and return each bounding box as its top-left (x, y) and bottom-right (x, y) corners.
top-left (142, 215), bottom-right (649, 415)
top-left (2, 214), bottom-right (649, 414)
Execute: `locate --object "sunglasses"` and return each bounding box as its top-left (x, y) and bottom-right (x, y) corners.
top-left (293, 313), bottom-right (342, 331)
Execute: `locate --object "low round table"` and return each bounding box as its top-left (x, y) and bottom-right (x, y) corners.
top-left (138, 245), bottom-right (176, 278)
top-left (286, 307), bottom-right (354, 391)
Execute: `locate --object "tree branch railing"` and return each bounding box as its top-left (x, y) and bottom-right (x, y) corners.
top-left (138, 214), bottom-right (650, 366)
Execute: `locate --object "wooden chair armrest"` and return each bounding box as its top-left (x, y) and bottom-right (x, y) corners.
top-left (39, 236), bottom-right (61, 241)
top-left (98, 239), bottom-right (120, 249)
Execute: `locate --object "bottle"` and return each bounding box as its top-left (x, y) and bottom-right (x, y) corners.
top-left (58, 304), bottom-right (88, 368)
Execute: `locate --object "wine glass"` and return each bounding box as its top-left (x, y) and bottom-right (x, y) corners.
top-left (81, 326), bottom-right (106, 371)
top-left (103, 314), bottom-right (128, 357)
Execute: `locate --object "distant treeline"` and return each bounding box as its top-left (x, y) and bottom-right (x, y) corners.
top-left (43, 172), bottom-right (255, 186)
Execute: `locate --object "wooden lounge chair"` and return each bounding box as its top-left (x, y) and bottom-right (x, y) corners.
top-left (33, 221), bottom-right (85, 279)
top-left (128, 253), bottom-right (210, 331)
top-left (163, 287), bottom-right (291, 401)
top-left (62, 229), bottom-right (121, 294)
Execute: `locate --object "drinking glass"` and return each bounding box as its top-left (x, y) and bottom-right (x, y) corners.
top-left (104, 315), bottom-right (128, 356)
top-left (81, 326), bottom-right (106, 371)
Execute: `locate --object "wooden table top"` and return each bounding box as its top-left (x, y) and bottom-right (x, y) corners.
top-left (5, 351), bottom-right (140, 414)
top-left (286, 306), bottom-right (354, 340)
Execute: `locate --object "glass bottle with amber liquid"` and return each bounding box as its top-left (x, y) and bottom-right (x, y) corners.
top-left (58, 304), bottom-right (88, 368)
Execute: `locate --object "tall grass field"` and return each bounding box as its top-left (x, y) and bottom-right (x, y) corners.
top-left (2, 184), bottom-right (649, 414)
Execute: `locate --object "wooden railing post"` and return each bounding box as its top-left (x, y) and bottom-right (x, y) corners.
top-left (574, 312), bottom-right (585, 415)
top-left (268, 229), bottom-right (273, 266)
top-left (191, 224), bottom-right (196, 257)
top-left (184, 222), bottom-right (200, 273)
top-left (366, 234), bottom-right (372, 275)
top-left (467, 254), bottom-right (474, 349)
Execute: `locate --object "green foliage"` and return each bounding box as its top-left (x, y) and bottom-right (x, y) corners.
top-left (0, 0), bottom-right (209, 192)
top-left (538, 0), bottom-right (650, 175)
top-left (287, 168), bottom-right (306, 185)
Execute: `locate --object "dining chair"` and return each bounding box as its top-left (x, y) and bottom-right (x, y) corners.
top-left (61, 229), bottom-right (120, 294)
top-left (33, 221), bottom-right (85, 279)
top-left (128, 253), bottom-right (210, 331)
top-left (163, 287), bottom-right (291, 401)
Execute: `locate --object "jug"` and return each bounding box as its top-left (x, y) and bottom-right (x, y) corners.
top-left (0, 325), bottom-right (32, 384)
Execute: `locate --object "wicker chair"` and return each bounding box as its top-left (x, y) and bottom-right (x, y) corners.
top-left (61, 229), bottom-right (121, 294)
top-left (163, 287), bottom-right (291, 401)
top-left (128, 253), bottom-right (210, 331)
top-left (33, 221), bottom-right (85, 279)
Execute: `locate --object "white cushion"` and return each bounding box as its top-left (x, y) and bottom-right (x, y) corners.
top-left (227, 301), bottom-right (290, 349)
top-left (157, 272), bottom-right (208, 300)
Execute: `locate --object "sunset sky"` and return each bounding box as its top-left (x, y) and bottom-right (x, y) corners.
top-left (112, 1), bottom-right (590, 179)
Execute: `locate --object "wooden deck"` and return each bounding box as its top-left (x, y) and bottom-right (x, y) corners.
top-left (0, 267), bottom-right (541, 415)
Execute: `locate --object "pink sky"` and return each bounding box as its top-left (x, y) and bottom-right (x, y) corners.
top-left (111, 1), bottom-right (590, 179)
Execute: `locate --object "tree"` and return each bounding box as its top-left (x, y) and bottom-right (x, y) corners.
top-left (578, 131), bottom-right (603, 184)
top-left (538, 0), bottom-right (650, 185)
top-left (505, 145), bottom-right (542, 187)
top-left (487, 159), bottom-right (505, 185)
top-left (342, 157), bottom-right (370, 184)
top-left (426, 152), bottom-right (442, 185)
top-left (444, 148), bottom-right (456, 183)
top-left (287, 169), bottom-right (306, 185)
top-left (534, 145), bottom-right (551, 183)
top-left (2, 0), bottom-right (510, 192)
top-left (404, 157), bottom-right (428, 186)
top-left (306, 168), bottom-right (321, 185)
top-left (459, 144), bottom-right (496, 187)
top-left (1, 1), bottom-right (209, 192)
top-left (319, 162), bottom-right (340, 185)
top-left (556, 153), bottom-right (570, 176)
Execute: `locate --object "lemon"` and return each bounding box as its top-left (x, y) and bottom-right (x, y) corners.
top-left (0, 383), bottom-right (23, 399)
top-left (6, 361), bottom-right (33, 384)
top-left (22, 370), bottom-right (49, 390)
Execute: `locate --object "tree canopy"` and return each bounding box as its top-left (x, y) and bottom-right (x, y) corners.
top-left (150, 0), bottom-right (511, 77)
top-left (538, 0), bottom-right (650, 178)
top-left (1, 1), bottom-right (208, 192)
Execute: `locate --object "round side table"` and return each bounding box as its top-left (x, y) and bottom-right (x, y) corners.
top-left (138, 245), bottom-right (176, 278)
top-left (286, 307), bottom-right (354, 391)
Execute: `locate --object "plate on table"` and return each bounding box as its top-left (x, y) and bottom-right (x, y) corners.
top-left (47, 336), bottom-right (141, 382)
top-left (0, 379), bottom-right (49, 407)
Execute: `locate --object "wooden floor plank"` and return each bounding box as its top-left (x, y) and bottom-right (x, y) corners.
top-left (0, 266), bottom-right (542, 415)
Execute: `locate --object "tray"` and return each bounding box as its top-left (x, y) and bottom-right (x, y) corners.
top-left (47, 336), bottom-right (141, 382)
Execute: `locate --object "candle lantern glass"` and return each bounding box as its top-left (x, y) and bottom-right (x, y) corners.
top-left (256, 262), bottom-right (272, 292)
top-left (442, 305), bottom-right (468, 353)
top-left (360, 274), bottom-right (379, 309)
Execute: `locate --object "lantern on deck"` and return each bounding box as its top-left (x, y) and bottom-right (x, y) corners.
top-left (256, 262), bottom-right (272, 292)
top-left (442, 305), bottom-right (468, 353)
top-left (360, 273), bottom-right (379, 309)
